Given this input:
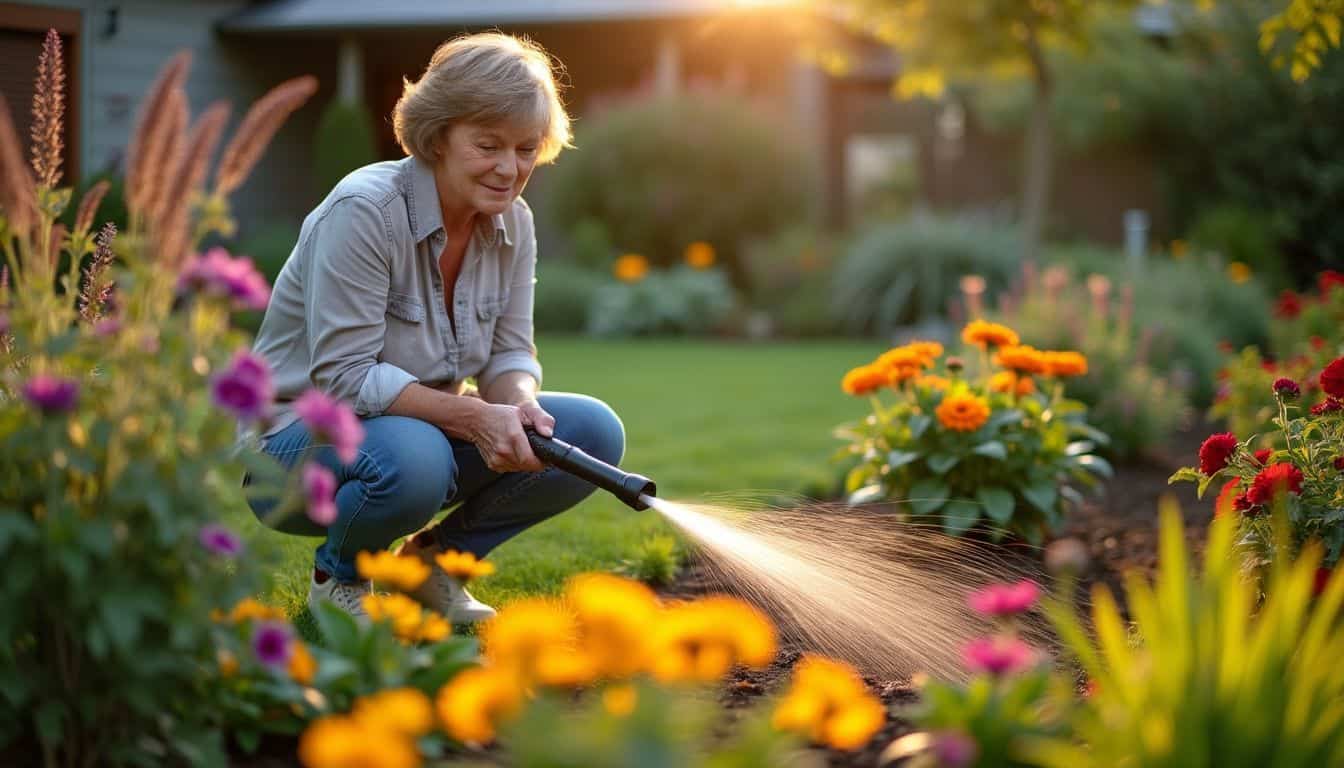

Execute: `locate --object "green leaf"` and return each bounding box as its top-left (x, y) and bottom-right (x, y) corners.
top-left (987, 409), bottom-right (1024, 430)
top-left (887, 450), bottom-right (921, 470)
top-left (1022, 482), bottom-right (1057, 514)
top-left (926, 453), bottom-right (959, 474)
top-left (1197, 470), bottom-right (1222, 499)
top-left (1168, 467), bottom-right (1202, 485)
top-left (942, 499), bottom-right (981, 536)
top-left (313, 602), bottom-right (361, 654)
top-left (845, 465), bottom-right (871, 494)
top-left (1073, 454), bottom-right (1114, 479)
top-left (907, 413), bottom-right (932, 439)
top-left (1069, 422), bottom-right (1112, 445)
top-left (909, 480), bottom-right (950, 515)
top-left (972, 441), bottom-right (1008, 460)
top-left (976, 487), bottom-right (1015, 523)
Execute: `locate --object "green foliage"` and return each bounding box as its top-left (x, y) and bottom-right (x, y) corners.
top-left (1187, 204), bottom-right (1292, 292)
top-left (587, 266), bottom-right (737, 337)
top-left (836, 341), bottom-right (1111, 543)
top-left (567, 218), bottom-right (617, 272)
top-left (546, 93), bottom-right (817, 293)
top-left (742, 226), bottom-right (843, 337)
top-left (312, 100), bottom-right (378, 199)
top-left (832, 215), bottom-right (1022, 335)
top-left (533, 259), bottom-right (610, 334)
top-left (616, 534), bottom-right (682, 586)
top-left (230, 221), bottom-right (299, 334)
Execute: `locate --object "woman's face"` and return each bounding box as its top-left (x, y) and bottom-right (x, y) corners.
top-left (436, 120), bottom-right (541, 218)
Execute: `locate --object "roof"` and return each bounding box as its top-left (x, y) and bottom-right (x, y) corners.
top-left (219, 0), bottom-right (789, 34)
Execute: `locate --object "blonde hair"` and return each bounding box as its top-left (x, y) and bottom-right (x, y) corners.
top-left (393, 33), bottom-right (571, 165)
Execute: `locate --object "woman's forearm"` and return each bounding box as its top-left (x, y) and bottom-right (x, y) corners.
top-left (386, 381), bottom-right (487, 440)
top-left (481, 370), bottom-right (540, 406)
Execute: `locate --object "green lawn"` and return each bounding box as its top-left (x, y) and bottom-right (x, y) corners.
top-left (225, 336), bottom-right (878, 617)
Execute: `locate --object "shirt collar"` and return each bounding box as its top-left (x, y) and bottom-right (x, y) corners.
top-left (406, 155), bottom-right (513, 248)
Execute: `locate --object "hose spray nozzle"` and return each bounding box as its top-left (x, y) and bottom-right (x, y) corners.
top-left (524, 427), bottom-right (656, 511)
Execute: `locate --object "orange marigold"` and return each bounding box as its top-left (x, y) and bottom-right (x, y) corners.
top-left (995, 345), bottom-right (1048, 375)
top-left (877, 346), bottom-right (925, 371)
top-left (1015, 376), bottom-right (1036, 396)
top-left (908, 340), bottom-right (944, 365)
top-left (989, 371), bottom-right (1017, 394)
top-left (936, 392), bottom-right (991, 432)
top-left (841, 365), bottom-right (886, 396)
top-left (1043, 350), bottom-right (1088, 377)
top-left (886, 365), bottom-right (921, 386)
top-left (914, 374), bottom-right (950, 391)
top-left (961, 320), bottom-right (1019, 348)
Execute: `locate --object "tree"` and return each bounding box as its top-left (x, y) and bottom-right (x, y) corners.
top-left (1259, 0), bottom-right (1344, 79)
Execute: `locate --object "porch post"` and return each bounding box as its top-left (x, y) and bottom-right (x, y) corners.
top-left (337, 37), bottom-right (363, 105)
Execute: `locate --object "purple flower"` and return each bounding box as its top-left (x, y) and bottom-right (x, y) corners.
top-left (294, 389), bottom-right (364, 464)
top-left (962, 636), bottom-right (1037, 677)
top-left (1273, 377), bottom-right (1301, 400)
top-left (251, 621), bottom-right (293, 668)
top-left (967, 580), bottom-right (1040, 616)
top-left (302, 462), bottom-right (338, 526)
top-left (210, 350), bottom-right (274, 423)
top-left (199, 523), bottom-right (242, 557)
top-left (177, 247), bottom-right (271, 311)
top-left (931, 731), bottom-right (979, 768)
top-left (22, 374), bottom-right (79, 413)
top-left (92, 317), bottom-right (121, 337)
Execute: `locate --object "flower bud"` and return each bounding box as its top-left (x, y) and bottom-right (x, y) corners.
top-left (945, 356), bottom-right (965, 373)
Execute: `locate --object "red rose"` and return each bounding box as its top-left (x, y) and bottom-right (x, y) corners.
top-left (1320, 357), bottom-right (1344, 398)
top-left (1247, 463), bottom-right (1305, 506)
top-left (1275, 290), bottom-right (1303, 318)
top-left (1198, 432), bottom-right (1239, 475)
top-left (1254, 448), bottom-right (1272, 465)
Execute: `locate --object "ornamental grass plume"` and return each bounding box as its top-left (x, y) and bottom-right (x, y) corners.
top-left (29, 29), bottom-right (64, 189)
top-left (357, 550), bottom-right (431, 592)
top-left (772, 654), bottom-right (886, 751)
top-left (157, 101), bottom-right (231, 266)
top-left (72, 179), bottom-right (108, 237)
top-left (125, 51), bottom-right (192, 217)
top-left (76, 223), bottom-right (117, 323)
top-left (145, 87), bottom-right (188, 224)
top-left (213, 75), bottom-right (319, 197)
top-left (434, 549), bottom-right (495, 581)
top-left (0, 93), bottom-right (37, 236)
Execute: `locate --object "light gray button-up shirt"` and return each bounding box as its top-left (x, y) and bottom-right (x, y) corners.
top-left (249, 155), bottom-right (543, 439)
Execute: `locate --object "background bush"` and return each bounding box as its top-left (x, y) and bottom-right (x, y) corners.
top-left (312, 100), bottom-right (378, 199)
top-left (533, 259), bottom-right (610, 334)
top-left (587, 267), bottom-right (737, 337)
top-left (545, 93), bottom-right (818, 294)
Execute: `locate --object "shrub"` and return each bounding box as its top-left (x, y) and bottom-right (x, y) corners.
top-left (587, 264), bottom-right (737, 337)
top-left (1186, 203), bottom-right (1291, 292)
top-left (835, 325), bottom-right (1111, 543)
top-left (616, 533), bottom-right (682, 586)
top-left (742, 225), bottom-right (843, 337)
top-left (0, 34), bottom-right (315, 764)
top-left (312, 100), bottom-right (378, 198)
top-left (832, 215), bottom-right (1022, 336)
top-left (533, 259), bottom-right (609, 334)
top-left (546, 93), bottom-right (817, 293)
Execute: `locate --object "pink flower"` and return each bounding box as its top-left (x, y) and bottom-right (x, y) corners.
top-left (968, 580), bottom-right (1040, 616)
top-left (252, 621), bottom-right (293, 668)
top-left (177, 247), bottom-right (271, 311)
top-left (199, 523), bottom-right (242, 557)
top-left (22, 374), bottom-right (79, 413)
top-left (210, 350), bottom-right (274, 423)
top-left (931, 731), bottom-right (979, 768)
top-left (294, 389), bottom-right (364, 464)
top-left (302, 462), bottom-right (338, 526)
top-left (962, 636), bottom-right (1037, 677)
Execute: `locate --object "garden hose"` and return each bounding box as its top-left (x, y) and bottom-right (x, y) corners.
top-left (524, 427), bottom-right (656, 511)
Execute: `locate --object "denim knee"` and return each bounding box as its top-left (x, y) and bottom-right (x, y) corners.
top-left (360, 416), bottom-right (457, 524)
top-left (562, 396), bottom-right (626, 468)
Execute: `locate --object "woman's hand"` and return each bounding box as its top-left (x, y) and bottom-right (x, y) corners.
top-left (468, 400), bottom-right (554, 473)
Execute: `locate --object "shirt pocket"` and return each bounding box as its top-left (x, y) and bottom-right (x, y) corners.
top-left (386, 291), bottom-right (425, 323)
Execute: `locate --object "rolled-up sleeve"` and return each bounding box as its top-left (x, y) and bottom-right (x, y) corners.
top-left (477, 224), bottom-right (543, 393)
top-left (304, 195), bottom-right (418, 416)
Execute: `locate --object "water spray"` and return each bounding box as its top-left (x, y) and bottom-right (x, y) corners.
top-left (525, 427), bottom-right (656, 510)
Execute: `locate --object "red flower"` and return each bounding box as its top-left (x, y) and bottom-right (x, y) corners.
top-left (1247, 463), bottom-right (1305, 506)
top-left (1335, 456), bottom-right (1344, 471)
top-left (1316, 568), bottom-right (1334, 597)
top-left (1312, 336), bottom-right (1328, 351)
top-left (1274, 290), bottom-right (1303, 318)
top-left (1319, 270), bottom-right (1344, 297)
top-left (1214, 479), bottom-right (1240, 519)
top-left (1234, 493), bottom-right (1256, 514)
top-left (1312, 398), bottom-right (1343, 415)
top-left (1254, 448), bottom-right (1273, 465)
top-left (1198, 433), bottom-right (1239, 475)
top-left (1320, 357), bottom-right (1344, 398)
top-left (1273, 377), bottom-right (1301, 399)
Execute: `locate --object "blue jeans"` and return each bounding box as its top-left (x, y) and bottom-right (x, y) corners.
top-left (245, 392), bottom-right (626, 582)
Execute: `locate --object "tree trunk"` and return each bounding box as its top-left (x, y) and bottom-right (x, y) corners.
top-left (1020, 35), bottom-right (1054, 264)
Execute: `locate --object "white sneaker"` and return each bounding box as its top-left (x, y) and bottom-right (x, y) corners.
top-left (394, 535), bottom-right (497, 624)
top-left (307, 572), bottom-right (373, 625)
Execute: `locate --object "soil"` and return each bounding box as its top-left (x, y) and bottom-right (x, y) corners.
top-left (659, 422), bottom-right (1215, 767)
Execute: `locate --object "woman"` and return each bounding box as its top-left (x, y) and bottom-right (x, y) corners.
top-left (246, 33), bottom-right (625, 624)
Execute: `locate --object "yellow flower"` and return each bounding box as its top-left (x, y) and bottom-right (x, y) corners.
top-left (1042, 350), bottom-right (1088, 377)
top-left (989, 370), bottom-right (1018, 394)
top-left (841, 364), bottom-right (887, 396)
top-left (564, 573), bottom-right (660, 678)
top-left (434, 550), bottom-right (495, 582)
top-left (1227, 261), bottom-right (1252, 284)
top-left (914, 374), bottom-right (951, 392)
top-left (481, 598), bottom-right (580, 680)
top-left (936, 392), bottom-right (990, 432)
top-left (417, 612), bottom-right (451, 643)
top-left (684, 241), bottom-right (716, 269)
top-left (217, 648), bottom-right (239, 678)
top-left (961, 320), bottom-right (1019, 349)
top-left (602, 683), bottom-right (639, 716)
top-left (532, 648), bottom-right (600, 688)
top-left (288, 641), bottom-right (317, 685)
top-left (356, 551), bottom-right (430, 592)
top-left (436, 666), bottom-right (525, 744)
top-left (647, 596), bottom-right (776, 684)
top-left (298, 714), bottom-right (420, 768)
top-left (352, 688), bottom-right (434, 737)
top-left (362, 593), bottom-right (449, 644)
top-left (994, 345), bottom-right (1048, 375)
top-left (772, 655), bottom-right (886, 751)
top-left (224, 597), bottom-right (286, 624)
top-left (613, 253), bottom-right (650, 283)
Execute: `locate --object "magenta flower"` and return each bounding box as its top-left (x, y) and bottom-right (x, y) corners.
top-left (931, 731), bottom-right (979, 768)
top-left (211, 351), bottom-right (274, 423)
top-left (294, 389), bottom-right (364, 464)
top-left (199, 523), bottom-right (242, 557)
top-left (1273, 377), bottom-right (1301, 400)
top-left (252, 621), bottom-right (293, 668)
top-left (962, 636), bottom-right (1037, 676)
top-left (967, 580), bottom-right (1041, 616)
top-left (22, 374), bottom-right (79, 413)
top-left (302, 462), bottom-right (338, 526)
top-left (92, 317), bottom-right (121, 337)
top-left (177, 247), bottom-right (271, 311)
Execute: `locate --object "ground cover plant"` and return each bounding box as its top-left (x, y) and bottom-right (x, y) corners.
top-left (835, 321), bottom-right (1111, 542)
